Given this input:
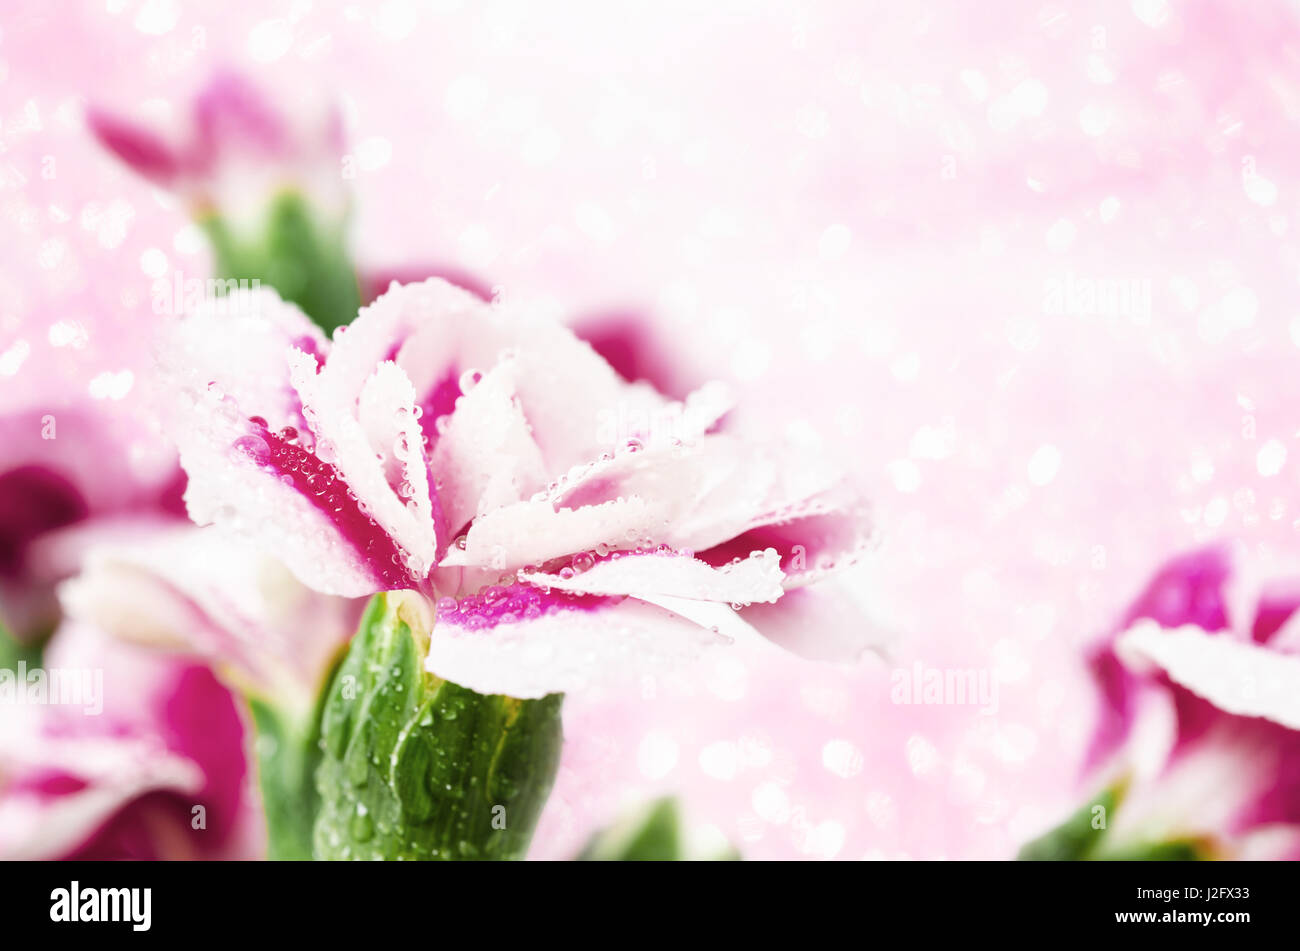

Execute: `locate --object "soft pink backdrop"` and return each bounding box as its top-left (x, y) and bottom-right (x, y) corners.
top-left (5, 0), bottom-right (1300, 858)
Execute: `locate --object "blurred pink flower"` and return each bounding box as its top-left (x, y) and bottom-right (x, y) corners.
top-left (56, 523), bottom-right (359, 711)
top-left (155, 279), bottom-right (876, 697)
top-left (0, 405), bottom-right (185, 637)
top-left (87, 70), bottom-right (345, 221)
top-left (0, 519), bottom-right (361, 859)
top-left (0, 622), bottom-right (256, 860)
top-left (1085, 544), bottom-right (1300, 858)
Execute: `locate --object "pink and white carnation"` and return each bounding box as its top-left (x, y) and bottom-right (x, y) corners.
top-left (156, 278), bottom-right (877, 698)
top-left (0, 524), bottom-right (356, 859)
top-left (1084, 543), bottom-right (1300, 859)
top-left (0, 621), bottom-right (256, 860)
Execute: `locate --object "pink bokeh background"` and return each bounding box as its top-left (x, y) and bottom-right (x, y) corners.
top-left (5, 0), bottom-right (1300, 858)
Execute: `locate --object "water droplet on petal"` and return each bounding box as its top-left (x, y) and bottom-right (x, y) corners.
top-left (232, 434), bottom-right (271, 466)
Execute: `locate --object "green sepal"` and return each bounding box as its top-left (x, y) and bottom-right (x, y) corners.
top-left (1017, 783), bottom-right (1210, 861)
top-left (1093, 839), bottom-right (1209, 861)
top-left (1017, 787), bottom-right (1122, 861)
top-left (201, 190), bottom-right (361, 334)
top-left (577, 796), bottom-right (741, 861)
top-left (313, 592), bottom-right (563, 860)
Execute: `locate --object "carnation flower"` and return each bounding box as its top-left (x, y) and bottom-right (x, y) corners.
top-left (157, 278), bottom-right (877, 699)
top-left (0, 524), bottom-right (355, 860)
top-left (89, 70), bottom-right (358, 332)
top-left (1023, 544), bottom-right (1300, 860)
top-left (0, 621), bottom-right (254, 860)
top-left (0, 401), bottom-right (184, 637)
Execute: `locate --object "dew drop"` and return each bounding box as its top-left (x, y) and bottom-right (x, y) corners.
top-left (351, 806), bottom-right (374, 842)
top-left (231, 434), bottom-right (271, 466)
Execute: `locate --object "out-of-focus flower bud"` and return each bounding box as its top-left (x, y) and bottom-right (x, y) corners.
top-left (88, 71), bottom-right (360, 332)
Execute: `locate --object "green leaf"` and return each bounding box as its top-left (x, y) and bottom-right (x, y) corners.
top-left (1017, 783), bottom-right (1211, 861)
top-left (1017, 786), bottom-right (1121, 861)
top-left (577, 796), bottom-right (741, 861)
top-left (313, 592), bottom-right (563, 860)
top-left (201, 190), bottom-right (361, 334)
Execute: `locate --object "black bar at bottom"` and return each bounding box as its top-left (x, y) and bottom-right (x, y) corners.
top-left (0, 859), bottom-right (1288, 939)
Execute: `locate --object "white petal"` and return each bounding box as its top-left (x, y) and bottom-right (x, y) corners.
top-left (156, 290), bottom-right (402, 595)
top-left (1117, 621), bottom-right (1300, 729)
top-left (56, 523), bottom-right (355, 704)
top-left (430, 360), bottom-right (547, 534)
top-left (442, 496), bottom-right (660, 572)
top-left (697, 487), bottom-right (875, 588)
top-left (518, 549), bottom-right (783, 605)
top-left (426, 587), bottom-right (726, 698)
top-left (155, 286), bottom-right (327, 433)
top-left (290, 350), bottom-right (437, 578)
top-left (739, 569), bottom-right (891, 663)
top-left (162, 371), bottom-right (382, 597)
top-left (368, 279), bottom-right (675, 473)
top-left (544, 433), bottom-right (846, 555)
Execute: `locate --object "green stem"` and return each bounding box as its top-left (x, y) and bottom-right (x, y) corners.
top-left (313, 592), bottom-right (564, 860)
top-left (201, 190), bottom-right (361, 334)
top-left (248, 695), bottom-right (327, 861)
